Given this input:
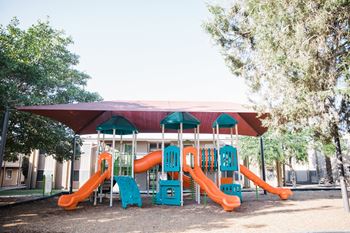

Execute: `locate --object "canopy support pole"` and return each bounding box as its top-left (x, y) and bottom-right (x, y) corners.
top-left (161, 124), bottom-right (165, 176)
top-left (212, 128), bottom-right (217, 185)
top-left (260, 136), bottom-right (267, 195)
top-left (180, 123), bottom-right (183, 206)
top-left (69, 134), bottom-right (77, 194)
top-left (235, 124), bottom-right (241, 186)
top-left (94, 131), bottom-right (101, 205)
top-left (110, 129), bottom-right (116, 207)
top-left (0, 107), bottom-right (10, 172)
top-left (132, 131), bottom-right (135, 178)
top-left (196, 125), bottom-right (200, 204)
top-left (216, 124), bottom-right (221, 187)
top-left (99, 133), bottom-right (105, 203)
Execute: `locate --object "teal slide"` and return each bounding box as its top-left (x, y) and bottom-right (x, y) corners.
top-left (114, 176), bottom-right (142, 209)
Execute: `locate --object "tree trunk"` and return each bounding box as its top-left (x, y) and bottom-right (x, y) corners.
top-left (243, 157), bottom-right (250, 188)
top-left (1, 161), bottom-right (6, 187)
top-left (276, 160), bottom-right (283, 187)
top-left (325, 156), bottom-right (334, 184)
top-left (314, 149), bottom-right (320, 182)
top-left (282, 163), bottom-right (286, 186)
top-left (334, 133), bottom-right (350, 213)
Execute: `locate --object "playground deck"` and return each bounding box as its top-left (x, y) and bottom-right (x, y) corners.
top-left (1, 190), bottom-right (349, 233)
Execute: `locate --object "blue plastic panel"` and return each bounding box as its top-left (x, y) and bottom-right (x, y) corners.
top-left (114, 176), bottom-right (142, 208)
top-left (213, 148), bottom-right (218, 171)
top-left (156, 180), bottom-right (181, 206)
top-left (220, 183), bottom-right (242, 202)
top-left (220, 145), bottom-right (238, 171)
top-left (164, 146), bottom-right (180, 172)
top-left (201, 149), bottom-right (206, 170)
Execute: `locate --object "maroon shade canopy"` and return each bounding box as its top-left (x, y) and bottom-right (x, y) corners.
top-left (17, 100), bottom-right (267, 136)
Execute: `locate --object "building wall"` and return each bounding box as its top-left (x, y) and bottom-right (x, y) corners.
top-left (1, 156), bottom-right (24, 187)
top-left (0, 167), bottom-right (22, 186)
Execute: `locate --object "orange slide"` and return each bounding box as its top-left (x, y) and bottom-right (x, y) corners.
top-left (183, 147), bottom-right (241, 211)
top-left (240, 164), bottom-right (293, 200)
top-left (58, 152), bottom-right (112, 210)
top-left (134, 149), bottom-right (240, 211)
top-left (134, 150), bottom-right (162, 173)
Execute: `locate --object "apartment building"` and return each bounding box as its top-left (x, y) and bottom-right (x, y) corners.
top-left (0, 155), bottom-right (25, 187)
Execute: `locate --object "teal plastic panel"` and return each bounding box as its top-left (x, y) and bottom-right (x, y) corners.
top-left (156, 180), bottom-right (181, 206)
top-left (220, 183), bottom-right (242, 202)
top-left (164, 146), bottom-right (180, 172)
top-left (114, 176), bottom-right (142, 208)
top-left (201, 149), bottom-right (206, 170)
top-left (213, 148), bottom-right (218, 171)
top-left (220, 145), bottom-right (238, 171)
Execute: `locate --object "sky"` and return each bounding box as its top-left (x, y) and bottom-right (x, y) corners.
top-left (0, 0), bottom-right (249, 103)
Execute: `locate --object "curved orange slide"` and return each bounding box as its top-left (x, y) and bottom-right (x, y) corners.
top-left (58, 152), bottom-right (112, 210)
top-left (134, 149), bottom-right (240, 211)
top-left (240, 164), bottom-right (293, 200)
top-left (134, 150), bottom-right (192, 188)
top-left (183, 147), bottom-right (241, 211)
top-left (134, 150), bottom-right (162, 173)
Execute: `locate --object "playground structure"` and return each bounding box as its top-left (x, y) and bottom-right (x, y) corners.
top-left (58, 112), bottom-right (293, 212)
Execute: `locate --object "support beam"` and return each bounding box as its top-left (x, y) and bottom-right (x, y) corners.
top-left (180, 123), bottom-right (183, 206)
top-left (0, 107), bottom-right (10, 169)
top-left (110, 129), bottom-right (115, 207)
top-left (69, 134), bottom-right (77, 194)
top-left (259, 136), bottom-right (267, 195)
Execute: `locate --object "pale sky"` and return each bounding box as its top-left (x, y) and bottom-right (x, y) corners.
top-left (0, 0), bottom-right (248, 103)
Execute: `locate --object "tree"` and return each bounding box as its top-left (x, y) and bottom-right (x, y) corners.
top-left (240, 130), bottom-right (309, 186)
top-left (0, 18), bottom-right (102, 162)
top-left (205, 1), bottom-right (350, 211)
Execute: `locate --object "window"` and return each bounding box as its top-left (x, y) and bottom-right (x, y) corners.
top-left (37, 170), bottom-right (44, 181)
top-left (149, 143), bottom-right (158, 152)
top-left (5, 169), bottom-right (12, 180)
top-left (124, 144), bottom-right (132, 154)
top-left (73, 171), bottom-right (79, 181)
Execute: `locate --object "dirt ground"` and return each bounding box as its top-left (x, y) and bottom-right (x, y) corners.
top-left (0, 190), bottom-right (350, 233)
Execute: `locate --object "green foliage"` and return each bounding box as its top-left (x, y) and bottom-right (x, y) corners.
top-left (240, 130), bottom-right (309, 167)
top-left (205, 1), bottom-right (350, 143)
top-left (0, 18), bottom-right (102, 161)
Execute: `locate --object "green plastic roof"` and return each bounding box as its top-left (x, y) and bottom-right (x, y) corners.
top-left (212, 113), bottom-right (238, 128)
top-left (160, 112), bottom-right (200, 130)
top-left (96, 115), bottom-right (138, 135)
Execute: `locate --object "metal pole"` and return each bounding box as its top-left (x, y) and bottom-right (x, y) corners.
top-left (110, 129), bottom-right (115, 207)
top-left (235, 125), bottom-right (241, 185)
top-left (196, 126), bottom-right (200, 204)
top-left (69, 134), bottom-right (77, 194)
top-left (99, 133), bottom-right (105, 204)
top-left (194, 128), bottom-right (197, 203)
top-left (120, 135), bottom-right (123, 176)
top-left (0, 107), bottom-right (10, 169)
top-left (132, 131), bottom-right (135, 178)
top-left (216, 124), bottom-right (221, 187)
top-left (94, 131), bottom-right (100, 205)
top-left (135, 133), bottom-right (138, 158)
top-left (161, 125), bottom-right (165, 176)
top-left (212, 128), bottom-right (217, 185)
top-left (180, 123), bottom-right (183, 206)
top-left (260, 136), bottom-right (267, 195)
